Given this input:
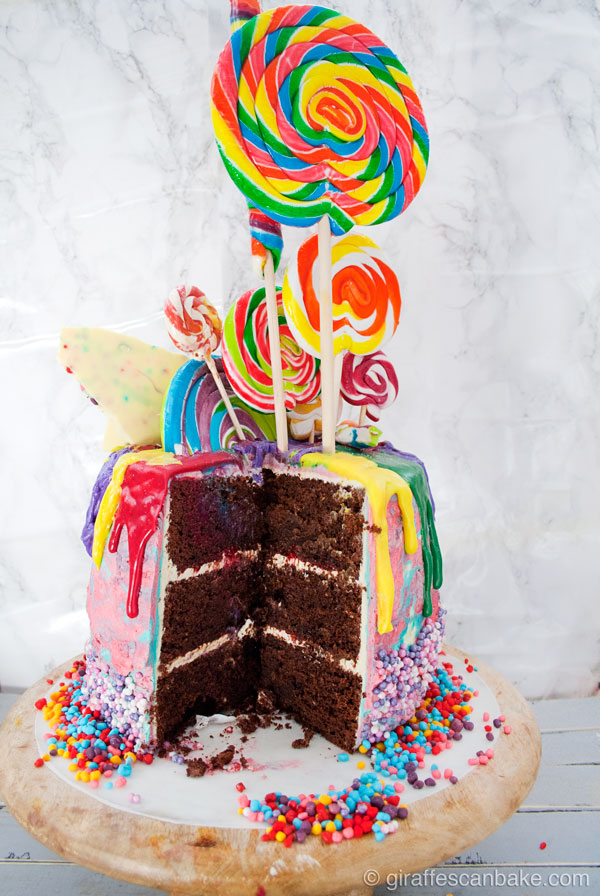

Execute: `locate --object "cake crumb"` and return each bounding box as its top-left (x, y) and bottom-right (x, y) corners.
top-left (186, 758), bottom-right (208, 778)
top-left (292, 728), bottom-right (314, 749)
top-left (212, 745), bottom-right (235, 769)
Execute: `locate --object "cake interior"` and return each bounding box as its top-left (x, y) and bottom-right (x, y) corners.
top-left (153, 469), bottom-right (368, 751)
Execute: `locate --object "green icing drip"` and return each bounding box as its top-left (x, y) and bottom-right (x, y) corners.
top-left (339, 445), bottom-right (442, 618)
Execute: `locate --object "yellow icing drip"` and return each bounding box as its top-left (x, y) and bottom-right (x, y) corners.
top-left (92, 450), bottom-right (178, 568)
top-left (301, 452), bottom-right (417, 635)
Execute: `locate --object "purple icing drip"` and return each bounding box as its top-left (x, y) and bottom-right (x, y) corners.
top-left (81, 446), bottom-right (133, 557)
top-left (232, 439), bottom-right (323, 469)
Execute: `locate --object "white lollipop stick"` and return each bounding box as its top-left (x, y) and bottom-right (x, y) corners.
top-left (358, 405), bottom-right (367, 426)
top-left (264, 249), bottom-right (288, 452)
top-left (318, 216), bottom-right (335, 454)
top-left (204, 353), bottom-right (246, 442)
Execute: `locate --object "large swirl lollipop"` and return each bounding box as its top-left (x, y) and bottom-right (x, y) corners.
top-left (164, 285), bottom-right (245, 442)
top-left (222, 286), bottom-right (321, 413)
top-left (283, 232), bottom-right (401, 356)
top-left (162, 356), bottom-right (276, 454)
top-left (211, 5), bottom-right (429, 233)
top-left (341, 350), bottom-right (399, 425)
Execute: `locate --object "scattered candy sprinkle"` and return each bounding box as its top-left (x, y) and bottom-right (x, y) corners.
top-left (34, 656), bottom-right (510, 848)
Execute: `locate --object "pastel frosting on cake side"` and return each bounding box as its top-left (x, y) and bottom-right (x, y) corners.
top-left (82, 441), bottom-right (443, 753)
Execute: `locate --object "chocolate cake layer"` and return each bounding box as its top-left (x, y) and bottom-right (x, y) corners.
top-left (262, 470), bottom-right (365, 575)
top-left (260, 563), bottom-right (362, 659)
top-left (155, 634), bottom-right (259, 745)
top-left (167, 475), bottom-right (263, 573)
top-left (259, 632), bottom-right (362, 752)
top-left (159, 555), bottom-right (260, 666)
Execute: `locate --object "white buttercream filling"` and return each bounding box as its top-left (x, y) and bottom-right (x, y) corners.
top-left (163, 618), bottom-right (256, 675)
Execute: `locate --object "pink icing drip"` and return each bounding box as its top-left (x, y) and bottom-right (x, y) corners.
top-left (107, 451), bottom-right (239, 618)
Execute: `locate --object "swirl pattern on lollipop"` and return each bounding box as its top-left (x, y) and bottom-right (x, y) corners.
top-left (283, 232), bottom-right (401, 356)
top-left (165, 286), bottom-right (222, 358)
top-left (341, 350), bottom-right (399, 422)
top-left (162, 357), bottom-right (276, 454)
top-left (222, 286), bottom-right (321, 413)
top-left (211, 4), bottom-right (429, 233)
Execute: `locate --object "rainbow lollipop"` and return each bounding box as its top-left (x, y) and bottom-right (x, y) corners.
top-left (341, 350), bottom-right (399, 424)
top-left (211, 5), bottom-right (429, 233)
top-left (222, 286), bottom-right (321, 413)
top-left (162, 357), bottom-right (276, 453)
top-left (282, 232), bottom-right (401, 356)
top-left (164, 285), bottom-right (245, 442)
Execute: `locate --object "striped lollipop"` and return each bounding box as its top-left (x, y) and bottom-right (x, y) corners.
top-left (282, 232), bottom-right (401, 356)
top-left (211, 4), bottom-right (429, 234)
top-left (164, 285), bottom-right (222, 358)
top-left (341, 350), bottom-right (399, 422)
top-left (222, 286), bottom-right (321, 413)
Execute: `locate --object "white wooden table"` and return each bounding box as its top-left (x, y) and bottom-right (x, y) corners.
top-left (1, 692), bottom-right (598, 895)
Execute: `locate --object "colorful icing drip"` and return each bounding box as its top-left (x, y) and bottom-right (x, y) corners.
top-left (81, 446), bottom-right (133, 557)
top-left (162, 357), bottom-right (276, 453)
top-left (92, 449), bottom-right (177, 569)
top-left (105, 451), bottom-right (239, 618)
top-left (363, 446), bottom-right (443, 618)
top-left (301, 452), bottom-right (417, 634)
top-left (58, 328), bottom-right (186, 450)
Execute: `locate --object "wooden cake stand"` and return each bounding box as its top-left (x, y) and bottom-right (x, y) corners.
top-left (0, 646), bottom-right (540, 896)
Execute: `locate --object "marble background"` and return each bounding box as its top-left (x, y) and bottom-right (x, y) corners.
top-left (1, 0), bottom-right (598, 697)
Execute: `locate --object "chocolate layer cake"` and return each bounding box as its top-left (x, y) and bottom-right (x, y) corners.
top-left (82, 442), bottom-right (444, 753)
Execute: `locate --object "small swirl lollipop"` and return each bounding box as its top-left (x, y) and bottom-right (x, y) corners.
top-left (165, 286), bottom-right (222, 358)
top-left (341, 350), bottom-right (399, 425)
top-left (162, 357), bottom-right (276, 454)
top-left (282, 233), bottom-right (401, 356)
top-left (222, 286), bottom-right (321, 414)
top-left (164, 285), bottom-right (245, 442)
